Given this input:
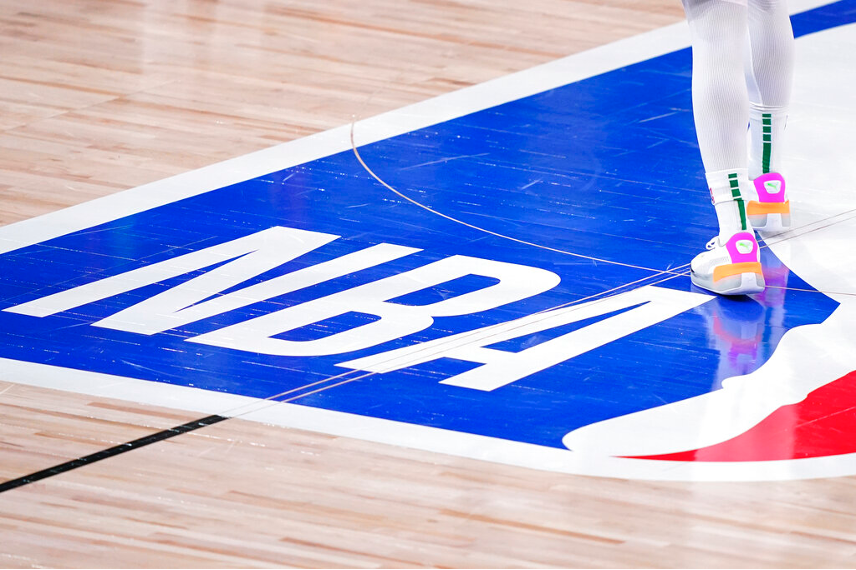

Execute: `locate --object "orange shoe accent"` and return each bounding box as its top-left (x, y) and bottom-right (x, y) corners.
top-left (713, 262), bottom-right (763, 282)
top-left (747, 200), bottom-right (790, 216)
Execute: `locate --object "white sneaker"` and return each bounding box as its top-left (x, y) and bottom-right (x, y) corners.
top-left (691, 231), bottom-right (765, 295)
top-left (748, 172), bottom-right (791, 233)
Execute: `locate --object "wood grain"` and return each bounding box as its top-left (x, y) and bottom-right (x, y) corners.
top-left (3, 383), bottom-right (856, 568)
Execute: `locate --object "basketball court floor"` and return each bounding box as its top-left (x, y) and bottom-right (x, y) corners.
top-left (2, 0), bottom-right (856, 566)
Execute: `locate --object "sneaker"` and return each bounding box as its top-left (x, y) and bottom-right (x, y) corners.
top-left (748, 172), bottom-right (791, 233)
top-left (691, 231), bottom-right (765, 295)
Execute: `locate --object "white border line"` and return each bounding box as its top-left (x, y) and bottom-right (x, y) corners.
top-left (0, 0), bottom-right (849, 482)
top-left (5, 356), bottom-right (856, 482)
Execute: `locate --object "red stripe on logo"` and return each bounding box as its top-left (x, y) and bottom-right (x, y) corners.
top-left (631, 371), bottom-right (856, 462)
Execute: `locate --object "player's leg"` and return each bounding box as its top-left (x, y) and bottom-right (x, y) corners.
top-left (745, 0), bottom-right (795, 232)
top-left (683, 0), bottom-right (764, 295)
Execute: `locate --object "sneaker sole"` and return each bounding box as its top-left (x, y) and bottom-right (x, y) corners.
top-left (691, 270), bottom-right (766, 296)
top-left (748, 201), bottom-right (791, 233)
top-left (749, 212), bottom-right (792, 233)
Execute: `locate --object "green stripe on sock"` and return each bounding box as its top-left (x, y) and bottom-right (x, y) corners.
top-left (728, 173), bottom-right (740, 193)
top-left (736, 200), bottom-right (748, 231)
top-left (729, 173), bottom-right (747, 231)
top-left (762, 113), bottom-right (772, 173)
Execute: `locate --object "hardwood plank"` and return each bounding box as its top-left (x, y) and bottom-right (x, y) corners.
top-left (3, 388), bottom-right (856, 567)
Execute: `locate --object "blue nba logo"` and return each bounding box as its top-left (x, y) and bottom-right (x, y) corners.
top-left (0, 0), bottom-right (854, 482)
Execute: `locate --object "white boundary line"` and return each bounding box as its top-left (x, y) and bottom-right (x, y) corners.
top-left (4, 356), bottom-right (856, 482)
top-left (0, 0), bottom-right (850, 482)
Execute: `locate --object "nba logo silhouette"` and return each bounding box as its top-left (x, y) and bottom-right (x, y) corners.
top-left (0, 0), bottom-right (854, 482)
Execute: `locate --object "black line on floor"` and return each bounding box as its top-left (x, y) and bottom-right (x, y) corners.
top-left (0, 414), bottom-right (228, 494)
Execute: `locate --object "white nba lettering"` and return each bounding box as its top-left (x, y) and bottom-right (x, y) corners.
top-left (339, 286), bottom-right (713, 391)
top-left (190, 255), bottom-right (561, 356)
top-left (5, 227), bottom-right (419, 335)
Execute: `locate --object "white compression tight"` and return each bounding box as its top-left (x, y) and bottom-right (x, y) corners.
top-left (683, 0), bottom-right (750, 174)
top-left (682, 0), bottom-right (795, 175)
top-left (682, 0), bottom-right (794, 237)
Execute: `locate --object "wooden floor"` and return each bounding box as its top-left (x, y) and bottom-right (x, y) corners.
top-left (3, 1), bottom-right (856, 567)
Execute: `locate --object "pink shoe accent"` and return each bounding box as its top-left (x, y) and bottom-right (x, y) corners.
top-left (724, 232), bottom-right (759, 263)
top-left (753, 173), bottom-right (787, 203)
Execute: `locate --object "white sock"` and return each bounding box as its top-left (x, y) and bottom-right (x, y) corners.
top-left (707, 168), bottom-right (751, 240)
top-left (749, 106), bottom-right (788, 179)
